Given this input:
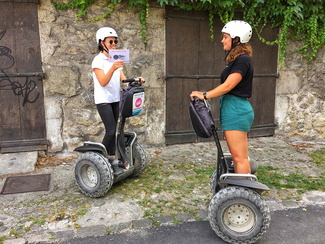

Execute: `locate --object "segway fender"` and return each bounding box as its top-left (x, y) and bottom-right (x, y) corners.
top-left (218, 179), bottom-right (270, 192)
top-left (74, 145), bottom-right (105, 154)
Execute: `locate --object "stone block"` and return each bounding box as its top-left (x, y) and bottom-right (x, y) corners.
top-left (132, 219), bottom-right (153, 229)
top-left (76, 225), bottom-right (106, 238)
top-left (0, 152), bottom-right (38, 175)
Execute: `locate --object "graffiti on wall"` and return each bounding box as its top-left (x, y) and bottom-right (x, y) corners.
top-left (0, 30), bottom-right (40, 106)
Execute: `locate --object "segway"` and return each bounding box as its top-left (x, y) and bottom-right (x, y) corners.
top-left (189, 97), bottom-right (270, 244)
top-left (73, 78), bottom-right (147, 198)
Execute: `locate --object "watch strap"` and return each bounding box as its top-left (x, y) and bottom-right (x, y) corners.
top-left (203, 92), bottom-right (207, 100)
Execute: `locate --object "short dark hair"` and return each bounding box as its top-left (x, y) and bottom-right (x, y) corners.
top-left (98, 39), bottom-right (104, 51)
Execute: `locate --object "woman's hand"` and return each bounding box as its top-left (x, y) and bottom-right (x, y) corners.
top-left (112, 60), bottom-right (124, 70)
top-left (136, 77), bottom-right (145, 83)
top-left (190, 91), bottom-right (204, 101)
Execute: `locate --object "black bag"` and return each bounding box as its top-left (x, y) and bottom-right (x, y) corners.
top-left (189, 98), bottom-right (215, 138)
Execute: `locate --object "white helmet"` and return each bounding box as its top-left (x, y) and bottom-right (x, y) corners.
top-left (96, 27), bottom-right (118, 44)
top-left (221, 20), bottom-right (252, 43)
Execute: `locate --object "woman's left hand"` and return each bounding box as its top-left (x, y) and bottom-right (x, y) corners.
top-left (190, 91), bottom-right (203, 101)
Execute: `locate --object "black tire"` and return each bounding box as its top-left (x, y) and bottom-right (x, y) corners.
top-left (129, 141), bottom-right (147, 177)
top-left (74, 152), bottom-right (114, 198)
top-left (208, 186), bottom-right (270, 244)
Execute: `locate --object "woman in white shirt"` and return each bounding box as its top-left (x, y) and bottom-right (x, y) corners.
top-left (92, 27), bottom-right (143, 172)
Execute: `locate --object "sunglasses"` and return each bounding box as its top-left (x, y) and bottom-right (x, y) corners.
top-left (108, 40), bottom-right (118, 45)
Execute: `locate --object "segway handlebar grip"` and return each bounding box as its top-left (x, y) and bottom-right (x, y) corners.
top-left (122, 78), bottom-right (140, 83)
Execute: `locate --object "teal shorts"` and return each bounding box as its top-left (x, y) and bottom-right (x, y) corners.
top-left (220, 94), bottom-right (254, 132)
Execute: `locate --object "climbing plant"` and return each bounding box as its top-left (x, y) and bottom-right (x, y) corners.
top-left (52, 0), bottom-right (324, 63)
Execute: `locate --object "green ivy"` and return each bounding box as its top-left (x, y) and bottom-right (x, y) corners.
top-left (52, 0), bottom-right (324, 63)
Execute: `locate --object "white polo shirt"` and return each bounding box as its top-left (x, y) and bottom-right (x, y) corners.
top-left (92, 52), bottom-right (122, 104)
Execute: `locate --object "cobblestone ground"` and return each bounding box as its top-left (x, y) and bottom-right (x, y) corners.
top-left (0, 137), bottom-right (324, 243)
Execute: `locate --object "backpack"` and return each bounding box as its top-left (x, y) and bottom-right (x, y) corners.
top-left (189, 98), bottom-right (215, 138)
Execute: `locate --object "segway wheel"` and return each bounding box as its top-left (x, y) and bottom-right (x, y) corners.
top-left (208, 186), bottom-right (270, 244)
top-left (129, 141), bottom-right (148, 177)
top-left (74, 152), bottom-right (114, 198)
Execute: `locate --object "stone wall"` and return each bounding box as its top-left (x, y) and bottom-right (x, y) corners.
top-left (38, 1), bottom-right (166, 152)
top-left (275, 44), bottom-right (325, 142)
top-left (38, 0), bottom-right (324, 153)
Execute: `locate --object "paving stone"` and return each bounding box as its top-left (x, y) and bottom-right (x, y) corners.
top-left (52, 230), bottom-right (75, 239)
top-left (196, 211), bottom-right (208, 221)
top-left (75, 225), bottom-right (106, 238)
top-left (4, 238), bottom-right (26, 244)
top-left (132, 219), bottom-right (153, 229)
top-left (302, 191), bottom-right (325, 204)
top-left (155, 215), bottom-right (173, 224)
top-left (267, 201), bottom-right (285, 211)
top-left (282, 201), bottom-right (300, 208)
top-left (175, 213), bottom-right (194, 222)
top-left (27, 232), bottom-right (53, 244)
top-left (0, 151), bottom-right (37, 175)
top-left (107, 222), bottom-right (132, 233)
top-left (0, 226), bottom-right (8, 232)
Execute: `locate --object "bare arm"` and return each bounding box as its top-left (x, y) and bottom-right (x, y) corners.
top-left (120, 69), bottom-right (126, 82)
top-left (93, 60), bottom-right (124, 87)
top-left (190, 72), bottom-right (242, 100)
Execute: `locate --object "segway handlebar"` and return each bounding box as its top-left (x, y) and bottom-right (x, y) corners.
top-left (122, 78), bottom-right (141, 83)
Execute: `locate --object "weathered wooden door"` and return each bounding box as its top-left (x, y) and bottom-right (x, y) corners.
top-left (0, 0), bottom-right (48, 153)
top-left (165, 7), bottom-right (278, 144)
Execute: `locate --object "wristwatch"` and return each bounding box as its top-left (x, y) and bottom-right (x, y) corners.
top-left (203, 92), bottom-right (207, 100)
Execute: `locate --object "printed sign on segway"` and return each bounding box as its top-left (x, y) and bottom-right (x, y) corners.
top-left (132, 92), bottom-right (144, 116)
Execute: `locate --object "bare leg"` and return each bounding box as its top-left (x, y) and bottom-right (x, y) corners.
top-left (224, 130), bottom-right (251, 174)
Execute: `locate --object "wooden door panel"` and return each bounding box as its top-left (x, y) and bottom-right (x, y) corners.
top-left (198, 20), bottom-right (225, 76)
top-left (166, 7), bottom-right (278, 144)
top-left (251, 27), bottom-right (279, 74)
top-left (166, 19), bottom-right (199, 74)
top-left (166, 78), bottom-right (197, 130)
top-left (166, 8), bottom-right (225, 143)
top-left (0, 0), bottom-right (47, 153)
top-left (3, 2), bottom-right (42, 73)
top-left (0, 89), bottom-right (21, 141)
top-left (251, 77), bottom-right (276, 126)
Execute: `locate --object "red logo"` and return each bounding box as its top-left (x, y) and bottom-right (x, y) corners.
top-left (135, 98), bottom-right (142, 108)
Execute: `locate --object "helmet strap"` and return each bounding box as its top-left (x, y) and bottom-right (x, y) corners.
top-left (231, 37), bottom-right (241, 49)
top-left (103, 43), bottom-right (110, 54)
top-left (99, 39), bottom-right (110, 54)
